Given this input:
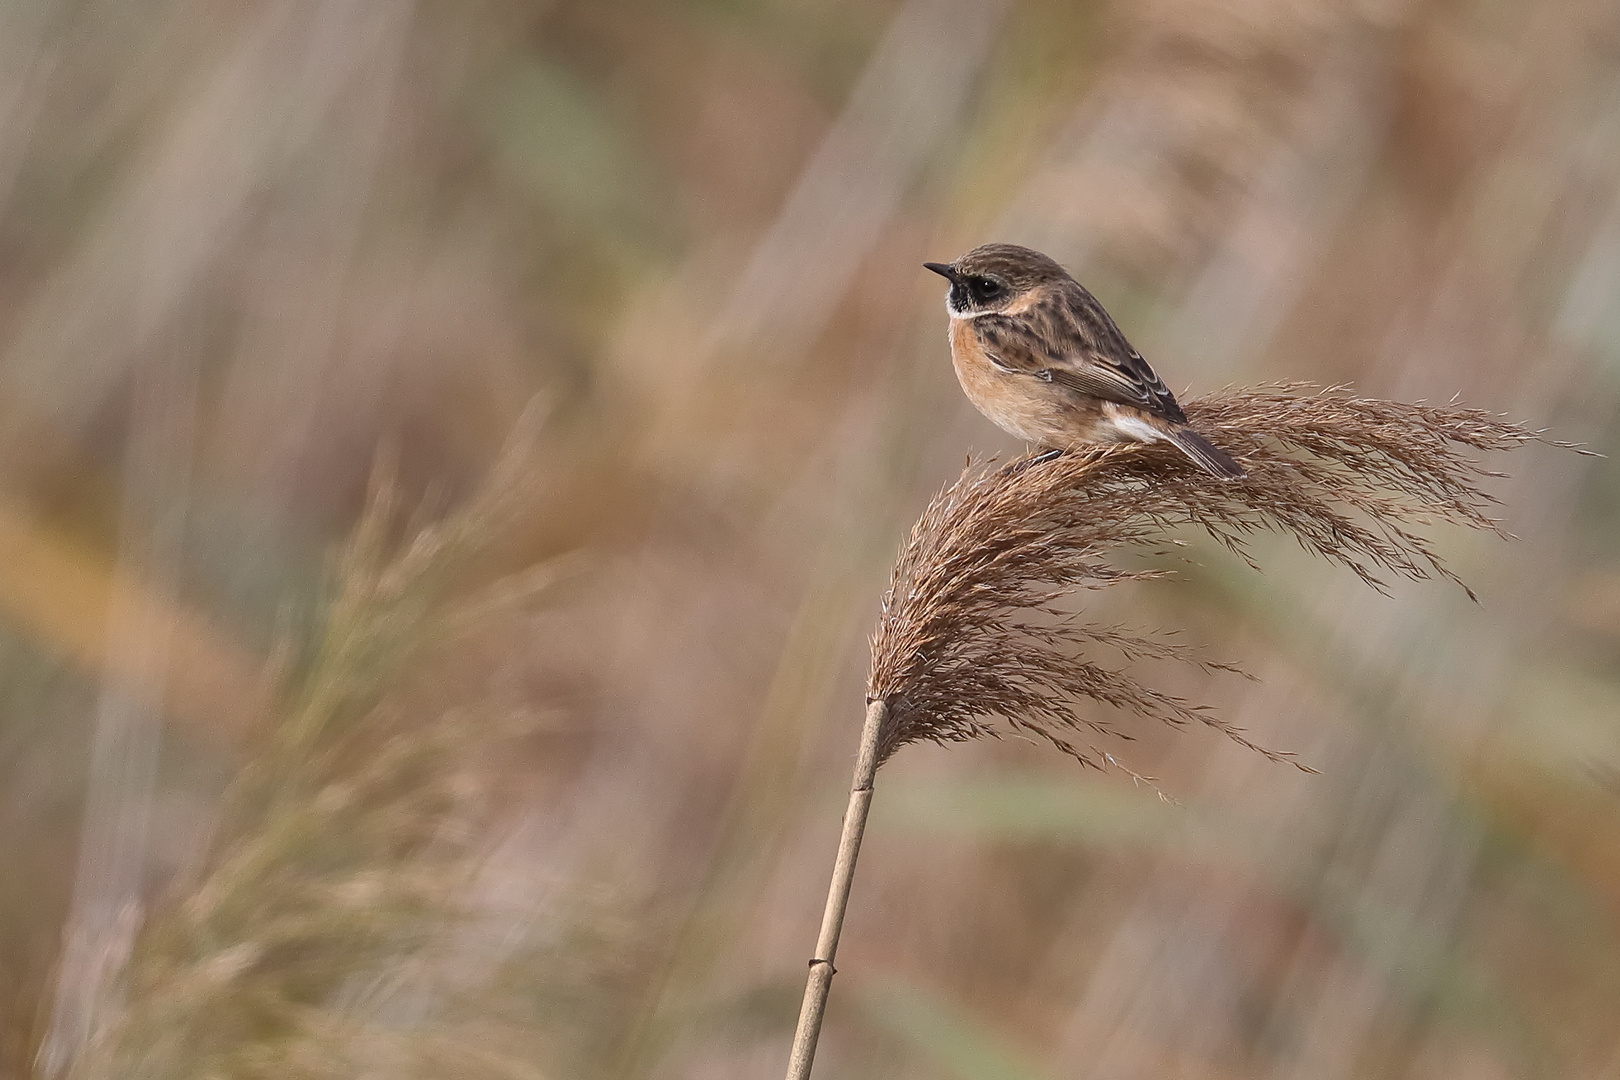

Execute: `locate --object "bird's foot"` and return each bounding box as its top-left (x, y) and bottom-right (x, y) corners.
top-left (1000, 448), bottom-right (1065, 477)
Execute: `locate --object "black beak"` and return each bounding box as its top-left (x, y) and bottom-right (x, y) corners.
top-left (923, 262), bottom-right (959, 282)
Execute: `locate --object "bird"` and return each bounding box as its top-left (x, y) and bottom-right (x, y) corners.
top-left (924, 243), bottom-right (1245, 480)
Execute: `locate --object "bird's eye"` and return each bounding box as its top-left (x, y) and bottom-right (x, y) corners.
top-left (970, 277), bottom-right (1003, 301)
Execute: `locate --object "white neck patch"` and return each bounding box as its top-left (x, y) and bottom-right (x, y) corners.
top-left (946, 299), bottom-right (992, 320)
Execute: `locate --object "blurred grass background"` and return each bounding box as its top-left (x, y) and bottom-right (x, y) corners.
top-left (1, 0), bottom-right (1618, 1076)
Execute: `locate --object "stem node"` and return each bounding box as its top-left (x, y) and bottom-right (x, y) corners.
top-left (783, 698), bottom-right (887, 1080)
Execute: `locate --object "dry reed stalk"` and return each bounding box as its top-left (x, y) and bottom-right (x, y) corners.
top-left (783, 699), bottom-right (885, 1080)
top-left (785, 385), bottom-right (1554, 1079)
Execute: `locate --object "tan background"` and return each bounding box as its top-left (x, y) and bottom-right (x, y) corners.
top-left (1, 1), bottom-right (1618, 1077)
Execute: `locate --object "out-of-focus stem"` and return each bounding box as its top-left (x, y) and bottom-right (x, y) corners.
top-left (784, 697), bottom-right (887, 1080)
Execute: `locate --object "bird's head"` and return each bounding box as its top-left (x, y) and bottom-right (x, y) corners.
top-left (923, 243), bottom-right (1071, 318)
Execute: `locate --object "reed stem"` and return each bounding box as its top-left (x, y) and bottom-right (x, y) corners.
top-left (783, 697), bottom-right (887, 1080)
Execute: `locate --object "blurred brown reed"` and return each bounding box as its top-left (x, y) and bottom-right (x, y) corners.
top-left (787, 385), bottom-right (1547, 1079)
top-left (58, 413), bottom-right (563, 1080)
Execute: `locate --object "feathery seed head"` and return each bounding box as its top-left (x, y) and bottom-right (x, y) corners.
top-left (867, 385), bottom-right (1554, 773)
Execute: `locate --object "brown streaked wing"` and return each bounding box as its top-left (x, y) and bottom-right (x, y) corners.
top-left (975, 294), bottom-right (1187, 424)
top-left (1054, 286), bottom-right (1186, 422)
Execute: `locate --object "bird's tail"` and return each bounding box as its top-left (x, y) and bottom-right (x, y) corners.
top-left (1165, 427), bottom-right (1245, 480)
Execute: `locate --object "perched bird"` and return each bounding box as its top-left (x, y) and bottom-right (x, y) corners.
top-left (925, 243), bottom-right (1244, 479)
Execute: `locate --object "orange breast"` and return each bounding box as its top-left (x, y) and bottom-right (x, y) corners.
top-left (949, 320), bottom-right (1106, 447)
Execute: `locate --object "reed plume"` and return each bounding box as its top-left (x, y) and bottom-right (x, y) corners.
top-left (786, 385), bottom-right (1551, 1079)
